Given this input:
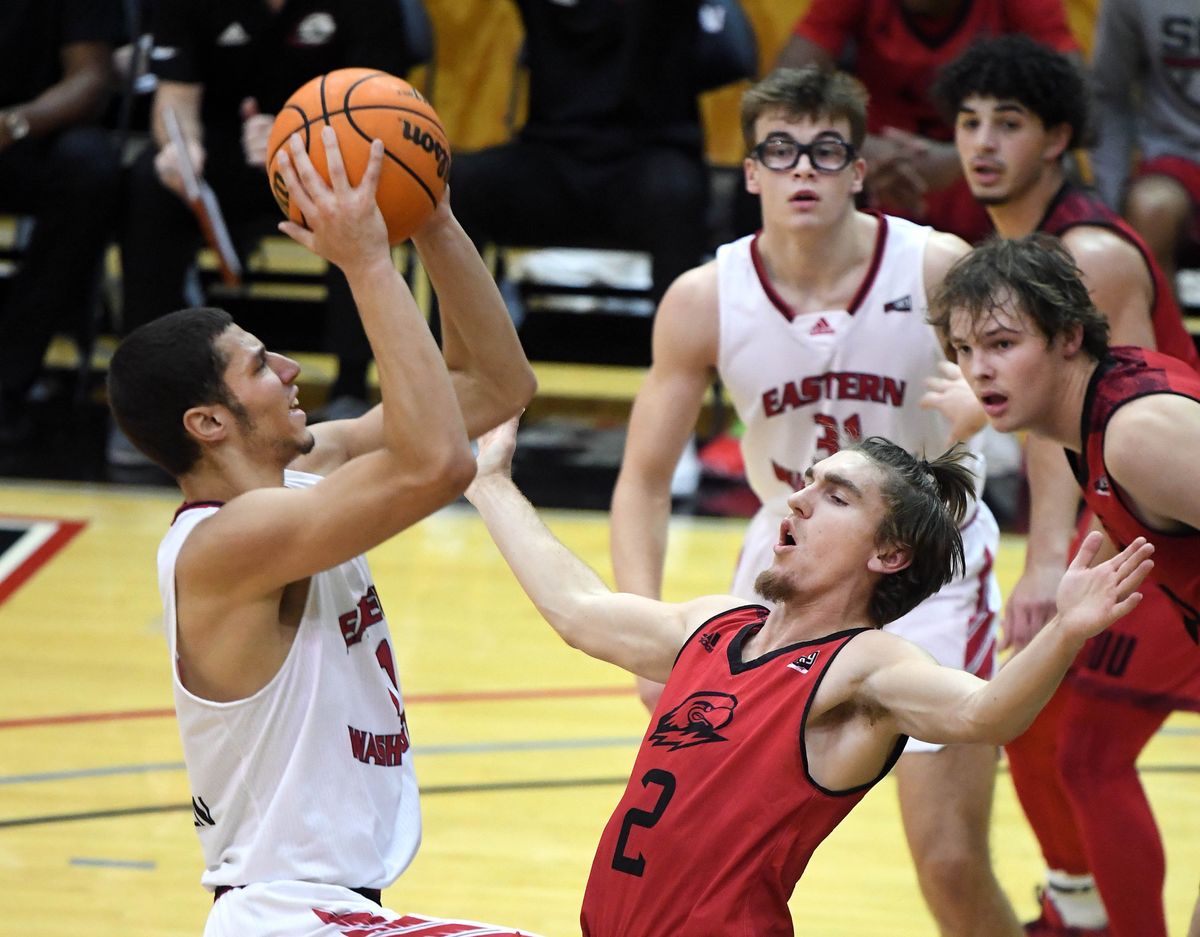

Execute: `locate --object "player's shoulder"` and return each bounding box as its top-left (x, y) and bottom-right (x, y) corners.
top-left (1060, 224), bottom-right (1145, 273)
top-left (921, 229), bottom-right (971, 288)
top-left (658, 259), bottom-right (720, 316)
top-left (1106, 392), bottom-right (1200, 453)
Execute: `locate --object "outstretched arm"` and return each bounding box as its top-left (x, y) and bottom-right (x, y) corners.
top-left (467, 418), bottom-right (733, 682)
top-left (412, 192), bottom-right (536, 439)
top-left (857, 533), bottom-right (1154, 745)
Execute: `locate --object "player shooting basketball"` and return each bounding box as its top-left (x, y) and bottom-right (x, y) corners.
top-left (107, 129), bottom-right (538, 936)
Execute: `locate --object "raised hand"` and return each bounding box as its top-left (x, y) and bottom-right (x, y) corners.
top-left (240, 96), bottom-right (274, 168)
top-left (1055, 532), bottom-right (1154, 642)
top-left (920, 360), bottom-right (988, 445)
top-left (466, 416), bottom-right (520, 495)
top-left (273, 126), bottom-right (390, 274)
top-left (154, 136), bottom-right (206, 202)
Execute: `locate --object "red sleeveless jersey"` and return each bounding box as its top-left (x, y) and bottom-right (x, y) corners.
top-left (580, 606), bottom-right (905, 937)
top-left (1065, 347), bottom-right (1200, 641)
top-left (1039, 185), bottom-right (1200, 371)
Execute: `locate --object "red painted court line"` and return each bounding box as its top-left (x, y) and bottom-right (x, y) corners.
top-left (0, 685), bottom-right (633, 730)
top-left (0, 519), bottom-right (86, 605)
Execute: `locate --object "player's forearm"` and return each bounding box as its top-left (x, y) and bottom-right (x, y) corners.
top-left (348, 255), bottom-right (472, 469)
top-left (20, 55), bottom-right (114, 135)
top-left (610, 470), bottom-right (672, 599)
top-left (468, 473), bottom-right (615, 652)
top-left (152, 82), bottom-right (202, 149)
top-left (957, 616), bottom-right (1084, 743)
top-left (1023, 435), bottom-right (1080, 570)
top-left (412, 211), bottom-right (536, 435)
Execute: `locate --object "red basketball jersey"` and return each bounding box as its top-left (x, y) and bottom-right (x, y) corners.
top-left (580, 606), bottom-right (904, 937)
top-left (1040, 184), bottom-right (1200, 371)
top-left (794, 0), bottom-right (1076, 139)
top-left (1066, 347), bottom-right (1200, 641)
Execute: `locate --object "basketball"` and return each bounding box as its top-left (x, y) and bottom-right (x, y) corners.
top-left (267, 68), bottom-right (450, 244)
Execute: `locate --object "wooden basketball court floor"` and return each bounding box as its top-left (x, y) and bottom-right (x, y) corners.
top-left (1, 478), bottom-right (1198, 936)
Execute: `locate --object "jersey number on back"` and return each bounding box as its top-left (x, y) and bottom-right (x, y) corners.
top-left (611, 769), bottom-right (677, 876)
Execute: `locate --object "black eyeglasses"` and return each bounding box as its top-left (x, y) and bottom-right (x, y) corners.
top-left (751, 133), bottom-right (856, 173)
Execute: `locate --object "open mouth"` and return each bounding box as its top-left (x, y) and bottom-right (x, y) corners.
top-left (971, 163), bottom-right (1002, 183)
top-left (980, 392), bottom-right (1008, 414)
top-left (778, 521), bottom-right (797, 547)
top-left (791, 191), bottom-right (817, 203)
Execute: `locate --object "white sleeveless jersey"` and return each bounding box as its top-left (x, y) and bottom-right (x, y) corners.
top-left (158, 469), bottom-right (420, 893)
top-left (717, 215), bottom-right (972, 519)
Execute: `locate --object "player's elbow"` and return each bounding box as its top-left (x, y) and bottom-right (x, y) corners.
top-left (391, 443), bottom-right (476, 513)
top-left (511, 365), bottom-right (538, 413)
top-left (434, 446), bottom-right (479, 500)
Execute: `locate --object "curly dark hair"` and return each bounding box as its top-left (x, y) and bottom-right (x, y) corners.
top-left (931, 35), bottom-right (1089, 149)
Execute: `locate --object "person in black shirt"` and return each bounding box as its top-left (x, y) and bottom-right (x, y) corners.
top-left (118, 0), bottom-right (415, 452)
top-left (449, 0), bottom-right (712, 337)
top-left (0, 0), bottom-right (126, 443)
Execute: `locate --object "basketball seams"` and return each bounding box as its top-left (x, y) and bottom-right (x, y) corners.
top-left (280, 105), bottom-right (447, 145)
top-left (265, 104), bottom-right (315, 172)
top-left (267, 68), bottom-right (447, 242)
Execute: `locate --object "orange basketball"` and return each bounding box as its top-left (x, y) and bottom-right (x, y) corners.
top-left (267, 68), bottom-right (449, 245)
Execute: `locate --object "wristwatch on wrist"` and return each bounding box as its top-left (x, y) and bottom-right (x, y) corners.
top-left (2, 110), bottom-right (30, 142)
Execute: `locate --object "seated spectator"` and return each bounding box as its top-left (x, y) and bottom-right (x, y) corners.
top-left (448, 0), bottom-right (716, 332)
top-left (777, 0), bottom-right (1078, 245)
top-left (1090, 0), bottom-right (1200, 305)
top-left (116, 0), bottom-right (418, 464)
top-left (0, 0), bottom-right (126, 444)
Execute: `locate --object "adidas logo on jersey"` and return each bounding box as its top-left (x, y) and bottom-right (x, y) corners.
top-left (216, 21), bottom-right (250, 46)
top-left (788, 651), bottom-right (819, 674)
top-left (809, 317), bottom-right (835, 336)
top-left (699, 632), bottom-right (720, 653)
top-left (884, 295), bottom-right (913, 313)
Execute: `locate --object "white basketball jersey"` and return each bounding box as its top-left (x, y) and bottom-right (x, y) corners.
top-left (158, 469), bottom-right (421, 892)
top-left (717, 215), bottom-right (969, 519)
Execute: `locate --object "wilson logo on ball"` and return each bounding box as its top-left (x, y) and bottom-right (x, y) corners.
top-left (266, 68), bottom-right (450, 244)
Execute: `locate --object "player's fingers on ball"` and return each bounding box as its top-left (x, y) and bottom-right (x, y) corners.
top-left (358, 139), bottom-right (384, 197)
top-left (287, 133), bottom-right (328, 199)
top-left (319, 125), bottom-right (353, 193)
top-left (275, 147), bottom-right (315, 214)
top-left (278, 220), bottom-right (315, 249)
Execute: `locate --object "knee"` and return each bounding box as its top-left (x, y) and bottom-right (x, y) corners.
top-left (912, 842), bottom-right (996, 910)
top-left (1123, 176), bottom-right (1191, 233)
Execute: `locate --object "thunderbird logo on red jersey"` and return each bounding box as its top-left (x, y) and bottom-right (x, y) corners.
top-left (788, 651), bottom-right (819, 674)
top-left (1094, 476), bottom-right (1111, 496)
top-left (649, 691), bottom-right (738, 750)
top-left (809, 317), bottom-right (836, 336)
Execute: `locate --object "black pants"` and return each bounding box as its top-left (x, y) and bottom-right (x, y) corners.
top-left (120, 140), bottom-right (369, 394)
top-left (449, 138), bottom-right (710, 303)
top-left (0, 127), bottom-right (121, 399)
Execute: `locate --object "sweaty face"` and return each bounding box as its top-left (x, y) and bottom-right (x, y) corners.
top-left (954, 95), bottom-right (1066, 206)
